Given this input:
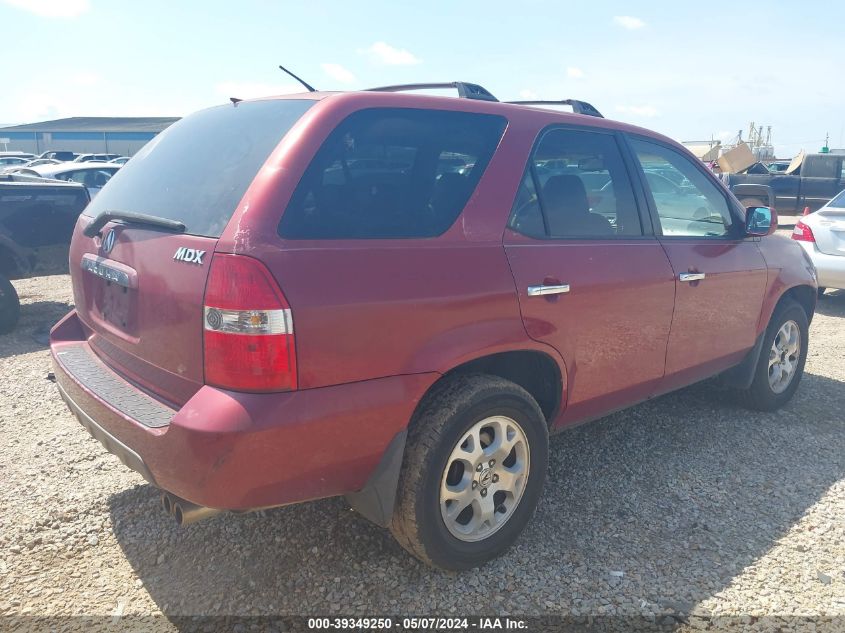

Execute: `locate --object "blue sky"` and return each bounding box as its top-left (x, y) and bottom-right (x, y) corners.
top-left (1, 0), bottom-right (841, 156)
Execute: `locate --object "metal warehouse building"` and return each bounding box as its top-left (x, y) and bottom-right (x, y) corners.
top-left (0, 117), bottom-right (179, 156)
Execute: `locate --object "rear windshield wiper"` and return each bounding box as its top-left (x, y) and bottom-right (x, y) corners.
top-left (83, 210), bottom-right (186, 238)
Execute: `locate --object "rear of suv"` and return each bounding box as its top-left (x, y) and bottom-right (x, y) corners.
top-left (50, 83), bottom-right (817, 570)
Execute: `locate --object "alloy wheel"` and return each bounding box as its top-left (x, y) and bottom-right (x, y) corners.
top-left (439, 416), bottom-right (530, 542)
top-left (768, 320), bottom-right (801, 394)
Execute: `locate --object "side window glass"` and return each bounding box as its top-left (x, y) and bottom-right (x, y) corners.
top-left (630, 138), bottom-right (734, 237)
top-left (279, 109), bottom-right (506, 239)
top-left (509, 129), bottom-right (642, 238)
top-left (802, 155), bottom-right (837, 179)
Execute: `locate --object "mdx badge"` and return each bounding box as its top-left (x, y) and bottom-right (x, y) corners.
top-left (173, 247), bottom-right (206, 264)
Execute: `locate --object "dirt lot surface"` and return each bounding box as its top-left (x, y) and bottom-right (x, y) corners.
top-left (1, 274), bottom-right (843, 632)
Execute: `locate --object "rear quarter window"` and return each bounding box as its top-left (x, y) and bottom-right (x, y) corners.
top-left (278, 108), bottom-right (507, 239)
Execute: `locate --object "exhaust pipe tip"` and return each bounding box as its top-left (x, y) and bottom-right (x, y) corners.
top-left (160, 490), bottom-right (223, 526)
top-left (173, 499), bottom-right (223, 526)
top-left (161, 492), bottom-right (174, 515)
top-left (173, 502), bottom-right (186, 526)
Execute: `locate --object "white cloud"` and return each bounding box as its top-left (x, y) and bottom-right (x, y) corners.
top-left (566, 67), bottom-right (585, 79)
top-left (3, 0), bottom-right (90, 18)
top-left (214, 81), bottom-right (302, 99)
top-left (615, 104), bottom-right (660, 117)
top-left (320, 63), bottom-right (357, 85)
top-left (613, 15), bottom-right (645, 30)
top-left (519, 89), bottom-right (539, 100)
top-left (363, 41), bottom-right (421, 66)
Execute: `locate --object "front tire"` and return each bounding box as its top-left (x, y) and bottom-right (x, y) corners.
top-left (737, 300), bottom-right (808, 411)
top-left (390, 374), bottom-right (549, 570)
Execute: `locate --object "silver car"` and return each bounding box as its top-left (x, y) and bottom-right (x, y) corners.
top-left (21, 162), bottom-right (121, 198)
top-left (793, 189), bottom-right (845, 293)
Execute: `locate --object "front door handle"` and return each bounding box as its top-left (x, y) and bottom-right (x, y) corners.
top-left (527, 284), bottom-right (570, 297)
top-left (679, 272), bottom-right (706, 282)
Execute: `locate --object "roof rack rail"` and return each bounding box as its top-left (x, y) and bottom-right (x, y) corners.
top-left (506, 99), bottom-right (604, 118)
top-left (366, 82), bottom-right (499, 102)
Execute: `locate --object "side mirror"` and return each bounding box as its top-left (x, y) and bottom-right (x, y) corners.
top-left (745, 206), bottom-right (775, 236)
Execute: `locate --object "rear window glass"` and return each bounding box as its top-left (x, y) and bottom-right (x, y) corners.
top-left (829, 189), bottom-right (845, 208)
top-left (83, 100), bottom-right (314, 237)
top-left (278, 108), bottom-right (507, 239)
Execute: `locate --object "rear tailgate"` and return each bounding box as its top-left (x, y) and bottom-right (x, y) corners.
top-left (71, 227), bottom-right (216, 405)
top-left (69, 99), bottom-right (314, 406)
top-left (813, 207), bottom-right (845, 256)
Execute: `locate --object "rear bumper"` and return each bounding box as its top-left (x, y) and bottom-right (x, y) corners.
top-left (50, 310), bottom-right (438, 511)
top-left (797, 242), bottom-right (845, 289)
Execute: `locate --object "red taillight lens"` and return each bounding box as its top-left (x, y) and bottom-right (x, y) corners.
top-left (203, 254), bottom-right (297, 392)
top-left (791, 220), bottom-right (815, 243)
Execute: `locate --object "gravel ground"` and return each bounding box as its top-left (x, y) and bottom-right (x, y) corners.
top-left (1, 274), bottom-right (844, 632)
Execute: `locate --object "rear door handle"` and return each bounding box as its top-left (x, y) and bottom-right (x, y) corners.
top-left (679, 272), bottom-right (706, 282)
top-left (527, 284), bottom-right (570, 297)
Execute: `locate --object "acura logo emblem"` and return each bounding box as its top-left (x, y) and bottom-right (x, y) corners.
top-left (102, 229), bottom-right (116, 255)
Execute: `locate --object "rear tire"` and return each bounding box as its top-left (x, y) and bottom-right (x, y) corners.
top-left (0, 274), bottom-right (20, 335)
top-left (737, 300), bottom-right (808, 411)
top-left (390, 374), bottom-right (548, 570)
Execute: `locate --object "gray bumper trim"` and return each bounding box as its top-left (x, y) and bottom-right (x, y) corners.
top-left (54, 345), bottom-right (174, 429)
top-left (56, 381), bottom-right (157, 486)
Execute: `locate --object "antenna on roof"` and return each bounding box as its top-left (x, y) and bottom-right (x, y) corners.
top-left (278, 64), bottom-right (317, 92)
top-left (230, 97), bottom-right (243, 105)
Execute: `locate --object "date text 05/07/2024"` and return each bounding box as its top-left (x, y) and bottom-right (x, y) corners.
top-left (306, 617), bottom-right (528, 630)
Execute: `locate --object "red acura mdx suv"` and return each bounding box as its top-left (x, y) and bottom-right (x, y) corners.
top-left (50, 82), bottom-right (817, 570)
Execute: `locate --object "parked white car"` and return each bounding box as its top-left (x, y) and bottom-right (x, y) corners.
top-left (73, 153), bottom-right (122, 163)
top-left (792, 190), bottom-right (845, 294)
top-left (0, 155), bottom-right (31, 172)
top-left (19, 162), bottom-right (121, 197)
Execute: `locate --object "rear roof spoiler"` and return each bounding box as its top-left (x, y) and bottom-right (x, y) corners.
top-left (506, 99), bottom-right (604, 118)
top-left (365, 82), bottom-right (499, 102)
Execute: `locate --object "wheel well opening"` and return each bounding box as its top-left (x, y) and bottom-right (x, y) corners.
top-left (781, 285), bottom-right (816, 324)
top-left (443, 351), bottom-right (563, 424)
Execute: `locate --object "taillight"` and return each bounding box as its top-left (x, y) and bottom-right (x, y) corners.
top-left (203, 254), bottom-right (297, 392)
top-left (791, 220), bottom-right (815, 243)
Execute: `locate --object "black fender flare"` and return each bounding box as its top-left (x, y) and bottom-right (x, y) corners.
top-left (344, 429), bottom-right (407, 527)
top-left (718, 331), bottom-right (765, 390)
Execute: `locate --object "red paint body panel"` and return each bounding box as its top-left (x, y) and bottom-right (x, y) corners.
top-left (52, 311), bottom-right (438, 510)
top-left (755, 233), bottom-right (819, 328)
top-left (656, 238), bottom-right (769, 393)
top-left (70, 222), bottom-right (217, 406)
top-left (250, 242), bottom-right (532, 388)
top-left (49, 90), bottom-right (817, 514)
top-left (503, 232), bottom-right (676, 427)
